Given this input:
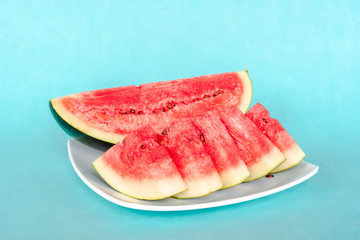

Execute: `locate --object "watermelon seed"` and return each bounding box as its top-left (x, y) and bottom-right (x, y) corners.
top-left (137, 111), bottom-right (143, 115)
top-left (167, 103), bottom-right (174, 109)
top-left (161, 128), bottom-right (169, 135)
top-left (213, 90), bottom-right (224, 96)
top-left (200, 134), bottom-right (206, 143)
top-left (130, 109), bottom-right (135, 113)
top-left (266, 174), bottom-right (274, 178)
top-left (263, 118), bottom-right (269, 123)
top-left (141, 144), bottom-right (146, 149)
top-left (204, 95), bottom-right (210, 98)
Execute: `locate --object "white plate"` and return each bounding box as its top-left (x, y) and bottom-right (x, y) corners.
top-left (68, 139), bottom-right (319, 211)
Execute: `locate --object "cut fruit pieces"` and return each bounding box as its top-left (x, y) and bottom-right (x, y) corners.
top-left (158, 118), bottom-right (223, 198)
top-left (246, 103), bottom-right (306, 173)
top-left (50, 70), bottom-right (252, 144)
top-left (192, 112), bottom-right (250, 189)
top-left (219, 107), bottom-right (286, 182)
top-left (92, 126), bottom-right (186, 200)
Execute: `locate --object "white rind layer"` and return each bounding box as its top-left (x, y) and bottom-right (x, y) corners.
top-left (244, 148), bottom-right (286, 182)
top-left (51, 98), bottom-right (124, 144)
top-left (219, 162), bottom-right (250, 189)
top-left (92, 156), bottom-right (187, 200)
top-left (236, 70), bottom-right (253, 113)
top-left (270, 143), bottom-right (306, 173)
top-left (173, 173), bottom-right (223, 199)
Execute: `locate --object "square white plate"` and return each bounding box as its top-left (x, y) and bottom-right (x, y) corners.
top-left (68, 139), bottom-right (318, 211)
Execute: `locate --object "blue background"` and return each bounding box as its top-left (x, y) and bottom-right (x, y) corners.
top-left (1, 0), bottom-right (359, 239)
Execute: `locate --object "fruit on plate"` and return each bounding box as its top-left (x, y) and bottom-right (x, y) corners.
top-left (50, 70), bottom-right (252, 144)
top-left (192, 112), bottom-right (250, 188)
top-left (246, 103), bottom-right (306, 173)
top-left (219, 107), bottom-right (286, 182)
top-left (158, 118), bottom-right (223, 198)
top-left (92, 126), bottom-right (187, 200)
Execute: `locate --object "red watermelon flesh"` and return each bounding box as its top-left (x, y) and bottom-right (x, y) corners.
top-left (192, 112), bottom-right (250, 188)
top-left (219, 107), bottom-right (285, 182)
top-left (92, 126), bottom-right (186, 200)
top-left (245, 103), bottom-right (306, 173)
top-left (158, 118), bottom-right (223, 198)
top-left (50, 71), bottom-right (252, 144)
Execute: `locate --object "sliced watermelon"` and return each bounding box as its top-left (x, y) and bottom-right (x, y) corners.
top-left (50, 70), bottom-right (252, 144)
top-left (219, 107), bottom-right (286, 182)
top-left (158, 119), bottom-right (223, 198)
top-left (92, 126), bottom-right (186, 200)
top-left (246, 103), bottom-right (306, 173)
top-left (192, 112), bottom-right (250, 189)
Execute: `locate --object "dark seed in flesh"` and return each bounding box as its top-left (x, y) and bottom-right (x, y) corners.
top-left (161, 128), bottom-right (168, 135)
top-left (200, 134), bottom-right (206, 143)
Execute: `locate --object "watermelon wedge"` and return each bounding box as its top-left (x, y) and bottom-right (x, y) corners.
top-left (50, 70), bottom-right (252, 144)
top-left (158, 119), bottom-right (223, 198)
top-left (92, 126), bottom-right (187, 200)
top-left (246, 103), bottom-right (306, 173)
top-left (192, 112), bottom-right (250, 189)
top-left (219, 107), bottom-right (286, 182)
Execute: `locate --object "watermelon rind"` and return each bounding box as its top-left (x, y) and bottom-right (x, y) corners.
top-left (236, 70), bottom-right (253, 113)
top-left (50, 99), bottom-right (124, 144)
top-left (92, 157), bottom-right (187, 200)
top-left (172, 172), bottom-right (223, 199)
top-left (243, 148), bottom-right (286, 182)
top-left (219, 163), bottom-right (251, 189)
top-left (50, 101), bottom-right (115, 149)
top-left (270, 143), bottom-right (306, 173)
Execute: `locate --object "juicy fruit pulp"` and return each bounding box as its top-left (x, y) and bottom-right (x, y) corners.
top-left (219, 107), bottom-right (286, 182)
top-left (192, 112), bottom-right (250, 188)
top-left (92, 126), bottom-right (186, 200)
top-left (50, 71), bottom-right (252, 144)
top-left (158, 119), bottom-right (223, 198)
top-left (246, 103), bottom-right (306, 173)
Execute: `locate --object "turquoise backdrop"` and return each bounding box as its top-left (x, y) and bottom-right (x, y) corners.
top-left (1, 0), bottom-right (359, 239)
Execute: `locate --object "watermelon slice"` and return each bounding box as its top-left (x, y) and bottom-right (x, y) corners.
top-left (158, 119), bottom-right (223, 198)
top-left (246, 103), bottom-right (306, 173)
top-left (50, 70), bottom-right (252, 144)
top-left (192, 112), bottom-right (250, 188)
top-left (219, 107), bottom-right (286, 182)
top-left (92, 126), bottom-right (187, 200)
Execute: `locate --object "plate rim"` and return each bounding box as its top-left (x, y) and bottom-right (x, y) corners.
top-left (68, 139), bottom-right (319, 211)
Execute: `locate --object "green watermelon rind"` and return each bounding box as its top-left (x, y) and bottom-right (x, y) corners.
top-left (50, 99), bottom-right (124, 144)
